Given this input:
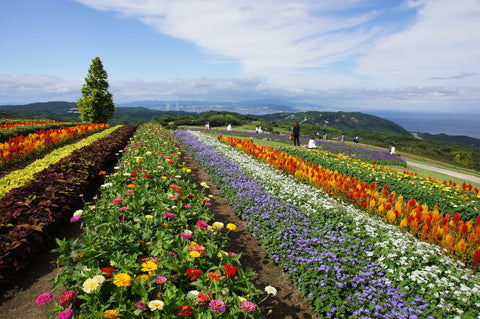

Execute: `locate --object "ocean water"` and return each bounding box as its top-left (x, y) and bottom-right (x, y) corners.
top-left (368, 111), bottom-right (480, 139)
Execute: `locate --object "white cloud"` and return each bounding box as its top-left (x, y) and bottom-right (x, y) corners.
top-left (74, 0), bottom-right (381, 87)
top-left (355, 0), bottom-right (480, 87)
top-left (0, 75), bottom-right (81, 104)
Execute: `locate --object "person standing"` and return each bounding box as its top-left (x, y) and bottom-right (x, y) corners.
top-left (292, 122), bottom-right (300, 146)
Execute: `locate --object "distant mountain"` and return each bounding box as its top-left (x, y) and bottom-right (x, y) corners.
top-left (1, 101), bottom-right (478, 147)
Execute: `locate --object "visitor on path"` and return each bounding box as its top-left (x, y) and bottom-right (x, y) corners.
top-left (389, 143), bottom-right (397, 155)
top-left (292, 122), bottom-right (300, 146)
top-left (307, 137), bottom-right (316, 149)
top-left (227, 124), bottom-right (232, 131)
top-left (353, 136), bottom-right (359, 144)
top-left (205, 122), bottom-right (210, 130)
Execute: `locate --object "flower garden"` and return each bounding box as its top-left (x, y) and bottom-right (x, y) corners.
top-left (2, 120), bottom-right (480, 318)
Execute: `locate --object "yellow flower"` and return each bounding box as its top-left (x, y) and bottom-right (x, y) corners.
top-left (136, 274), bottom-right (150, 282)
top-left (141, 260), bottom-right (158, 274)
top-left (226, 223), bottom-right (237, 231)
top-left (189, 251), bottom-right (201, 258)
top-left (103, 309), bottom-right (120, 319)
top-left (145, 215), bottom-right (153, 219)
top-left (113, 273), bottom-right (132, 287)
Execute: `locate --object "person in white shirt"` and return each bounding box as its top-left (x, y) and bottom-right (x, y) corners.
top-left (307, 137), bottom-right (316, 149)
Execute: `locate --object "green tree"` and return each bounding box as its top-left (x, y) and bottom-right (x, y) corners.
top-left (78, 57), bottom-right (115, 123)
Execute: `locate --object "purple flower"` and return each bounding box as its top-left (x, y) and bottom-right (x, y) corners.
top-left (36, 292), bottom-right (53, 305)
top-left (135, 301), bottom-right (147, 312)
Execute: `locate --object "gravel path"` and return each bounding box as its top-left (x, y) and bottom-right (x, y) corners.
top-left (406, 160), bottom-right (480, 184)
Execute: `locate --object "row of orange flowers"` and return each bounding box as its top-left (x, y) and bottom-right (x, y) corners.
top-left (220, 135), bottom-right (480, 268)
top-left (0, 120), bottom-right (70, 129)
top-left (0, 123), bottom-right (110, 166)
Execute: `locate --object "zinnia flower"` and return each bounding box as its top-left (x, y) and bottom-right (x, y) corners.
top-left (241, 301), bottom-right (256, 312)
top-left (186, 268), bottom-right (201, 281)
top-left (189, 251), bottom-right (201, 258)
top-left (196, 220), bottom-right (209, 229)
top-left (164, 212), bottom-right (175, 220)
top-left (102, 309), bottom-right (120, 319)
top-left (58, 308), bottom-right (75, 319)
top-left (226, 223), bottom-right (237, 231)
top-left (101, 267), bottom-right (115, 278)
top-left (141, 260), bottom-right (158, 274)
top-left (82, 276), bottom-right (104, 293)
top-left (112, 197), bottom-right (123, 204)
top-left (113, 273), bottom-right (132, 287)
top-left (223, 264), bottom-right (237, 278)
top-left (265, 285), bottom-right (277, 296)
top-left (135, 301), bottom-right (147, 312)
top-left (208, 271), bottom-right (221, 282)
top-left (155, 276), bottom-right (167, 284)
top-left (69, 216), bottom-right (80, 223)
top-left (212, 222), bottom-right (224, 230)
top-left (36, 292), bottom-right (53, 305)
top-left (209, 299), bottom-right (226, 313)
top-left (148, 299), bottom-right (165, 311)
top-left (59, 290), bottom-right (78, 308)
top-left (178, 305), bottom-right (193, 317)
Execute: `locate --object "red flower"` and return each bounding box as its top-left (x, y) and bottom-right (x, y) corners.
top-left (143, 174), bottom-right (151, 178)
top-left (178, 305), bottom-right (193, 317)
top-left (223, 264), bottom-right (237, 278)
top-left (186, 268), bottom-right (201, 281)
top-left (59, 290), bottom-right (78, 308)
top-left (196, 292), bottom-right (213, 305)
top-left (208, 271), bottom-right (220, 282)
top-left (102, 267), bottom-right (115, 278)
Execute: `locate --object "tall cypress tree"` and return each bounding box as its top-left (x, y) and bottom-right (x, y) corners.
top-left (78, 57), bottom-right (115, 123)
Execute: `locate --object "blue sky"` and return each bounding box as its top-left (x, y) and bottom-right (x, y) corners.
top-left (0, 0), bottom-right (479, 114)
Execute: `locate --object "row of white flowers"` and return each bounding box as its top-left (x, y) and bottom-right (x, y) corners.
top-left (189, 130), bottom-right (480, 318)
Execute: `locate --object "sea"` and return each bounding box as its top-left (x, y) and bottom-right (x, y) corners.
top-left (367, 111), bottom-right (480, 140)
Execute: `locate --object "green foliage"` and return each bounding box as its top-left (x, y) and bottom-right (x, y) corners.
top-left (77, 57), bottom-right (115, 124)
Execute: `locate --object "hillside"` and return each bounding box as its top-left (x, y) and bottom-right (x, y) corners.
top-left (258, 111), bottom-right (410, 135)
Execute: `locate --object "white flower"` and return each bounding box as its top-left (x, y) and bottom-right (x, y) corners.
top-left (186, 290), bottom-right (200, 299)
top-left (265, 286), bottom-right (277, 296)
top-left (73, 209), bottom-right (83, 217)
top-left (148, 300), bottom-right (164, 311)
top-left (221, 287), bottom-right (230, 296)
top-left (200, 182), bottom-right (209, 188)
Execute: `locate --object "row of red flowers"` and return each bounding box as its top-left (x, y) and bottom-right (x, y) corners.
top-left (220, 135), bottom-right (480, 267)
top-left (0, 123), bottom-right (109, 168)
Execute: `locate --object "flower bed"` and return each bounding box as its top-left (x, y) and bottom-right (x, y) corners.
top-left (0, 125), bottom-right (136, 290)
top-left (42, 124), bottom-right (272, 318)
top-left (0, 120), bottom-right (76, 143)
top-left (175, 130), bottom-right (480, 318)
top-left (0, 123), bottom-right (110, 169)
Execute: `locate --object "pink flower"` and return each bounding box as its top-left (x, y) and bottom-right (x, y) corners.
top-left (57, 308), bottom-right (74, 319)
top-left (181, 232), bottom-right (192, 240)
top-left (126, 189), bottom-right (134, 194)
top-left (69, 216), bottom-right (80, 223)
top-left (155, 276), bottom-right (168, 284)
top-left (112, 197), bottom-right (123, 204)
top-left (209, 299), bottom-right (226, 313)
top-left (36, 292), bottom-right (53, 305)
top-left (240, 301), bottom-right (256, 312)
top-left (119, 206), bottom-right (129, 211)
top-left (164, 212), bottom-right (175, 220)
top-left (196, 220), bottom-right (209, 229)
top-left (183, 204), bottom-right (192, 209)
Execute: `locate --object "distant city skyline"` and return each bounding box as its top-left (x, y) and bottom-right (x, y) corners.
top-left (0, 0), bottom-right (479, 114)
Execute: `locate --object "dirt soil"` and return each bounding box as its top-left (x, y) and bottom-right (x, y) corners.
top-left (0, 148), bottom-right (316, 319)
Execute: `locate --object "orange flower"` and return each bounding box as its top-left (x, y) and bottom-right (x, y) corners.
top-left (208, 272), bottom-right (220, 282)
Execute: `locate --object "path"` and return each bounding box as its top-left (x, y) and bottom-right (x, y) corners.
top-left (407, 160), bottom-right (480, 184)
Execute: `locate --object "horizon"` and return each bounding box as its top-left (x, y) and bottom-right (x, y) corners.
top-left (0, 0), bottom-right (479, 114)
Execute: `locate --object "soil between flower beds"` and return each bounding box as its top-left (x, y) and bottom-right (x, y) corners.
top-left (0, 145), bottom-right (316, 319)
